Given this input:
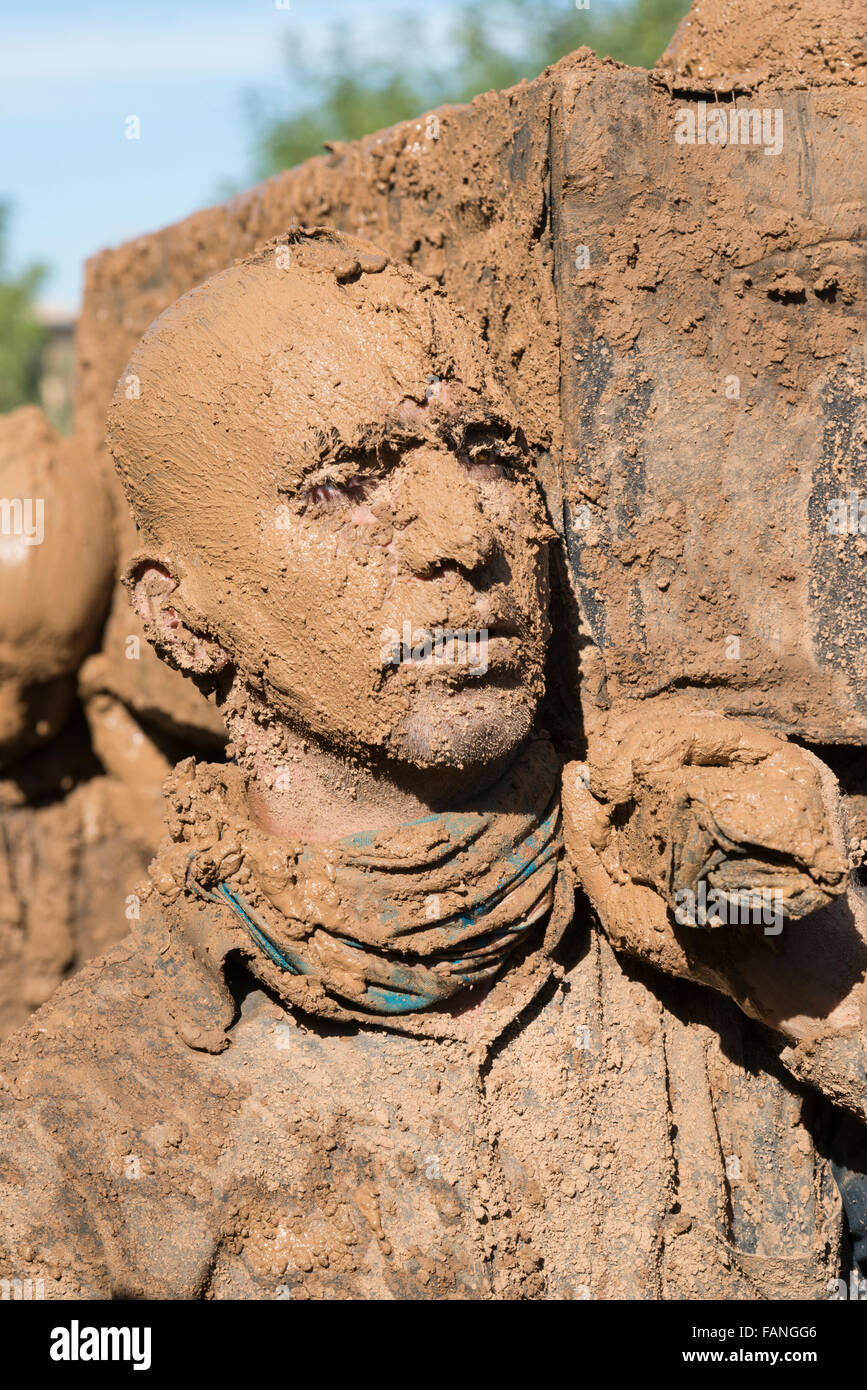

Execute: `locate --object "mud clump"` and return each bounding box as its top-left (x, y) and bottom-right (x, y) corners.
top-left (657, 0), bottom-right (867, 92)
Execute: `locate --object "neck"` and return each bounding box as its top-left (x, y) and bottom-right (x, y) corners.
top-left (222, 687), bottom-right (519, 843)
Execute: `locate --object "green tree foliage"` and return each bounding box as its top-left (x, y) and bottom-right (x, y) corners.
top-left (254, 0), bottom-right (692, 177)
top-left (0, 203), bottom-right (47, 415)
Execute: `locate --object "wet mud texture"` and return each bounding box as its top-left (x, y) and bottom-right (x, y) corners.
top-left (0, 724), bottom-right (153, 1038)
top-left (0, 887), bottom-right (851, 1300)
top-left (658, 0), bottom-right (867, 92)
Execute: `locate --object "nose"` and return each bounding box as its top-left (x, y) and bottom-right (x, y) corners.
top-left (392, 447), bottom-right (498, 578)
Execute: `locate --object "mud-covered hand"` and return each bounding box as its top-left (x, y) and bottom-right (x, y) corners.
top-left (561, 704), bottom-right (853, 1033)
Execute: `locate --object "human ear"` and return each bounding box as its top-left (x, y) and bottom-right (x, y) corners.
top-left (123, 554), bottom-right (231, 678)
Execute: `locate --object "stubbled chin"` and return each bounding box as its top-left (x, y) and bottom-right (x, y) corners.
top-left (391, 689), bottom-right (539, 769)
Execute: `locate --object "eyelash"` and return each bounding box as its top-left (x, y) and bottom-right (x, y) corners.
top-left (303, 474), bottom-right (373, 508)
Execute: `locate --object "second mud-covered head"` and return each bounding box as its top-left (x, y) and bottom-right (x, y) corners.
top-left (0, 406), bottom-right (114, 766)
top-left (107, 228), bottom-right (552, 772)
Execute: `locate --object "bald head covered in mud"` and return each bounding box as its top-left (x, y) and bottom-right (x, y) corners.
top-left (108, 230), bottom-right (553, 845)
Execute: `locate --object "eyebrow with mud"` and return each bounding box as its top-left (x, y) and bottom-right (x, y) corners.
top-left (283, 401), bottom-right (520, 490)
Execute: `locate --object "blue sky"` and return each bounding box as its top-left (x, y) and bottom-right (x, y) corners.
top-left (1, 0), bottom-right (447, 310)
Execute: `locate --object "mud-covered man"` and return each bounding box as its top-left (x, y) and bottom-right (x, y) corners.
top-left (1, 229), bottom-right (865, 1300)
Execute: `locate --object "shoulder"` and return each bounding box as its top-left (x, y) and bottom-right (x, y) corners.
top-left (0, 910), bottom-right (191, 1104)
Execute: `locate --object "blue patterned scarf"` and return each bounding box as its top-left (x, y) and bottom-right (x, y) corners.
top-left (184, 735), bottom-right (569, 1016)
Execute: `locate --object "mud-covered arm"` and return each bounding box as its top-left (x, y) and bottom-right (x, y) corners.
top-left (562, 701), bottom-right (867, 1123)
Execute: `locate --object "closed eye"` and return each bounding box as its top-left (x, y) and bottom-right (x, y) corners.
top-left (459, 448), bottom-right (513, 481)
top-left (301, 474), bottom-right (372, 509)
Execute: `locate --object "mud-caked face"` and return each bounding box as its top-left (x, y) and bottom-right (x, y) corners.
top-left (129, 256), bottom-right (554, 771)
top-left (253, 380), bottom-right (552, 767)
